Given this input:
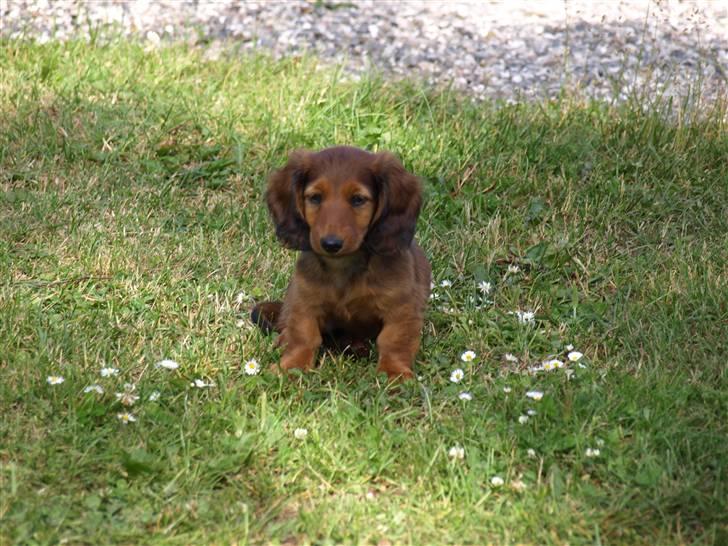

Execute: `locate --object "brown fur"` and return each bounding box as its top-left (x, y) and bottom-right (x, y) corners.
top-left (252, 146), bottom-right (431, 380)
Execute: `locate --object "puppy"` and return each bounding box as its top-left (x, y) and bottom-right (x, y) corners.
top-left (251, 146), bottom-right (430, 380)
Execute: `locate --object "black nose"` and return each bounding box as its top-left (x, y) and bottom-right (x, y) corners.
top-left (320, 236), bottom-right (344, 254)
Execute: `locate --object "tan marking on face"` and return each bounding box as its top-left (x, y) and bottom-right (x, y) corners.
top-left (304, 178), bottom-right (376, 255)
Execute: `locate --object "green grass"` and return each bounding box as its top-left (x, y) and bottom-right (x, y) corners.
top-left (1, 38), bottom-right (726, 545)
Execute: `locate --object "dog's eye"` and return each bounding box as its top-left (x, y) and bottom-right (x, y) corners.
top-left (350, 195), bottom-right (368, 207)
top-left (306, 194), bottom-right (322, 205)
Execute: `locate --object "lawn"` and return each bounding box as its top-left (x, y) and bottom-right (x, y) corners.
top-left (1, 39), bottom-right (726, 545)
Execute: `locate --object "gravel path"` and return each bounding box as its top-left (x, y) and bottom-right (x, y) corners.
top-left (2, 1), bottom-right (727, 104)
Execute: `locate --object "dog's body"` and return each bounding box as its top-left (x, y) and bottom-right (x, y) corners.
top-left (252, 146), bottom-right (430, 379)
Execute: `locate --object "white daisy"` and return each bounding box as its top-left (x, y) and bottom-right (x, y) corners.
top-left (47, 375), bottom-right (65, 385)
top-left (293, 428), bottom-right (308, 440)
top-left (148, 391), bottom-right (161, 402)
top-left (543, 359), bottom-right (565, 371)
top-left (477, 281), bottom-right (492, 295)
top-left (502, 386), bottom-right (512, 393)
top-left (585, 448), bottom-right (601, 457)
top-left (504, 353), bottom-right (518, 363)
top-left (191, 379), bottom-right (215, 388)
top-left (116, 412), bottom-right (136, 424)
top-left (527, 448), bottom-right (537, 458)
top-left (115, 392), bottom-right (140, 407)
top-left (460, 350), bottom-right (476, 363)
top-left (100, 367), bottom-right (119, 377)
top-left (507, 265), bottom-right (520, 274)
top-left (566, 344), bottom-right (574, 351)
top-left (567, 351), bottom-right (583, 362)
top-left (83, 384), bottom-right (104, 394)
top-left (448, 445), bottom-right (465, 460)
top-left (458, 391), bottom-right (473, 401)
top-left (490, 476), bottom-right (504, 487)
top-left (526, 390), bottom-right (544, 401)
top-left (439, 279), bottom-right (452, 288)
top-left (244, 358), bottom-right (260, 376)
top-left (155, 359), bottom-right (179, 370)
top-left (515, 311), bottom-right (536, 325)
top-left (518, 415), bottom-right (529, 424)
top-left (449, 368), bottom-right (465, 383)
top-left (526, 409), bottom-right (537, 416)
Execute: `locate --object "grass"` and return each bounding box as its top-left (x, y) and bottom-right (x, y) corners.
top-left (0, 38), bottom-right (726, 545)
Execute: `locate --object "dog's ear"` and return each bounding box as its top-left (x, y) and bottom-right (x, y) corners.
top-left (265, 150), bottom-right (312, 251)
top-left (365, 152), bottom-right (422, 255)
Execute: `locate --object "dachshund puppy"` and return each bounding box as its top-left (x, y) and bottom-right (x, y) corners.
top-left (251, 146), bottom-right (431, 380)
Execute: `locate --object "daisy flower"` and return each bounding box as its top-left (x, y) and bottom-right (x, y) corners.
top-left (100, 367), bottom-right (119, 377)
top-left (115, 392), bottom-right (140, 407)
top-left (567, 351), bottom-right (583, 362)
top-left (477, 281), bottom-right (492, 295)
top-left (526, 409), bottom-right (537, 416)
top-left (566, 344), bottom-right (575, 351)
top-left (460, 350), bottom-right (476, 363)
top-left (526, 390), bottom-right (544, 401)
top-left (490, 476), bottom-right (504, 487)
top-left (504, 353), bottom-right (518, 363)
top-left (47, 375), bottom-right (65, 385)
top-left (148, 391), bottom-right (161, 402)
top-left (83, 384), bottom-right (104, 394)
top-left (507, 265), bottom-right (520, 274)
top-left (518, 415), bottom-right (529, 424)
top-left (116, 412), bottom-right (136, 424)
top-left (293, 428), bottom-right (308, 440)
top-left (439, 279), bottom-right (452, 288)
top-left (448, 445), bottom-right (465, 460)
top-left (585, 448), bottom-right (601, 457)
top-left (449, 368), bottom-right (465, 383)
top-left (155, 359), bottom-right (179, 370)
top-left (502, 386), bottom-right (512, 393)
top-left (527, 448), bottom-right (537, 458)
top-left (458, 391), bottom-right (473, 401)
top-left (191, 379), bottom-right (215, 388)
top-left (515, 311), bottom-right (536, 325)
top-left (244, 358), bottom-right (260, 376)
top-left (543, 359), bottom-right (565, 371)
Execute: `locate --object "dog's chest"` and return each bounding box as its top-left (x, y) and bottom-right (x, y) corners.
top-left (322, 278), bottom-right (379, 323)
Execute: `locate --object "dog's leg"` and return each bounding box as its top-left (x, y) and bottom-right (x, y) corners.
top-left (277, 314), bottom-right (322, 373)
top-left (375, 317), bottom-right (421, 380)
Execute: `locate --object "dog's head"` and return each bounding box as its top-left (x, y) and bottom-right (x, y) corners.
top-left (266, 146), bottom-right (422, 256)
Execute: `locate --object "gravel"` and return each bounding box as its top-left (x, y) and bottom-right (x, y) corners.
top-left (2, 0), bottom-right (727, 104)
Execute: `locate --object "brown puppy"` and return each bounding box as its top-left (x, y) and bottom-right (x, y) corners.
top-left (251, 146), bottom-right (431, 380)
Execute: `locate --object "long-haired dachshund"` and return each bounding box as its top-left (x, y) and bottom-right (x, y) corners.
top-left (251, 146), bottom-right (431, 380)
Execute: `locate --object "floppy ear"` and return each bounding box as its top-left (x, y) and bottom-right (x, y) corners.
top-left (365, 152), bottom-right (423, 255)
top-left (265, 150), bottom-right (312, 251)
